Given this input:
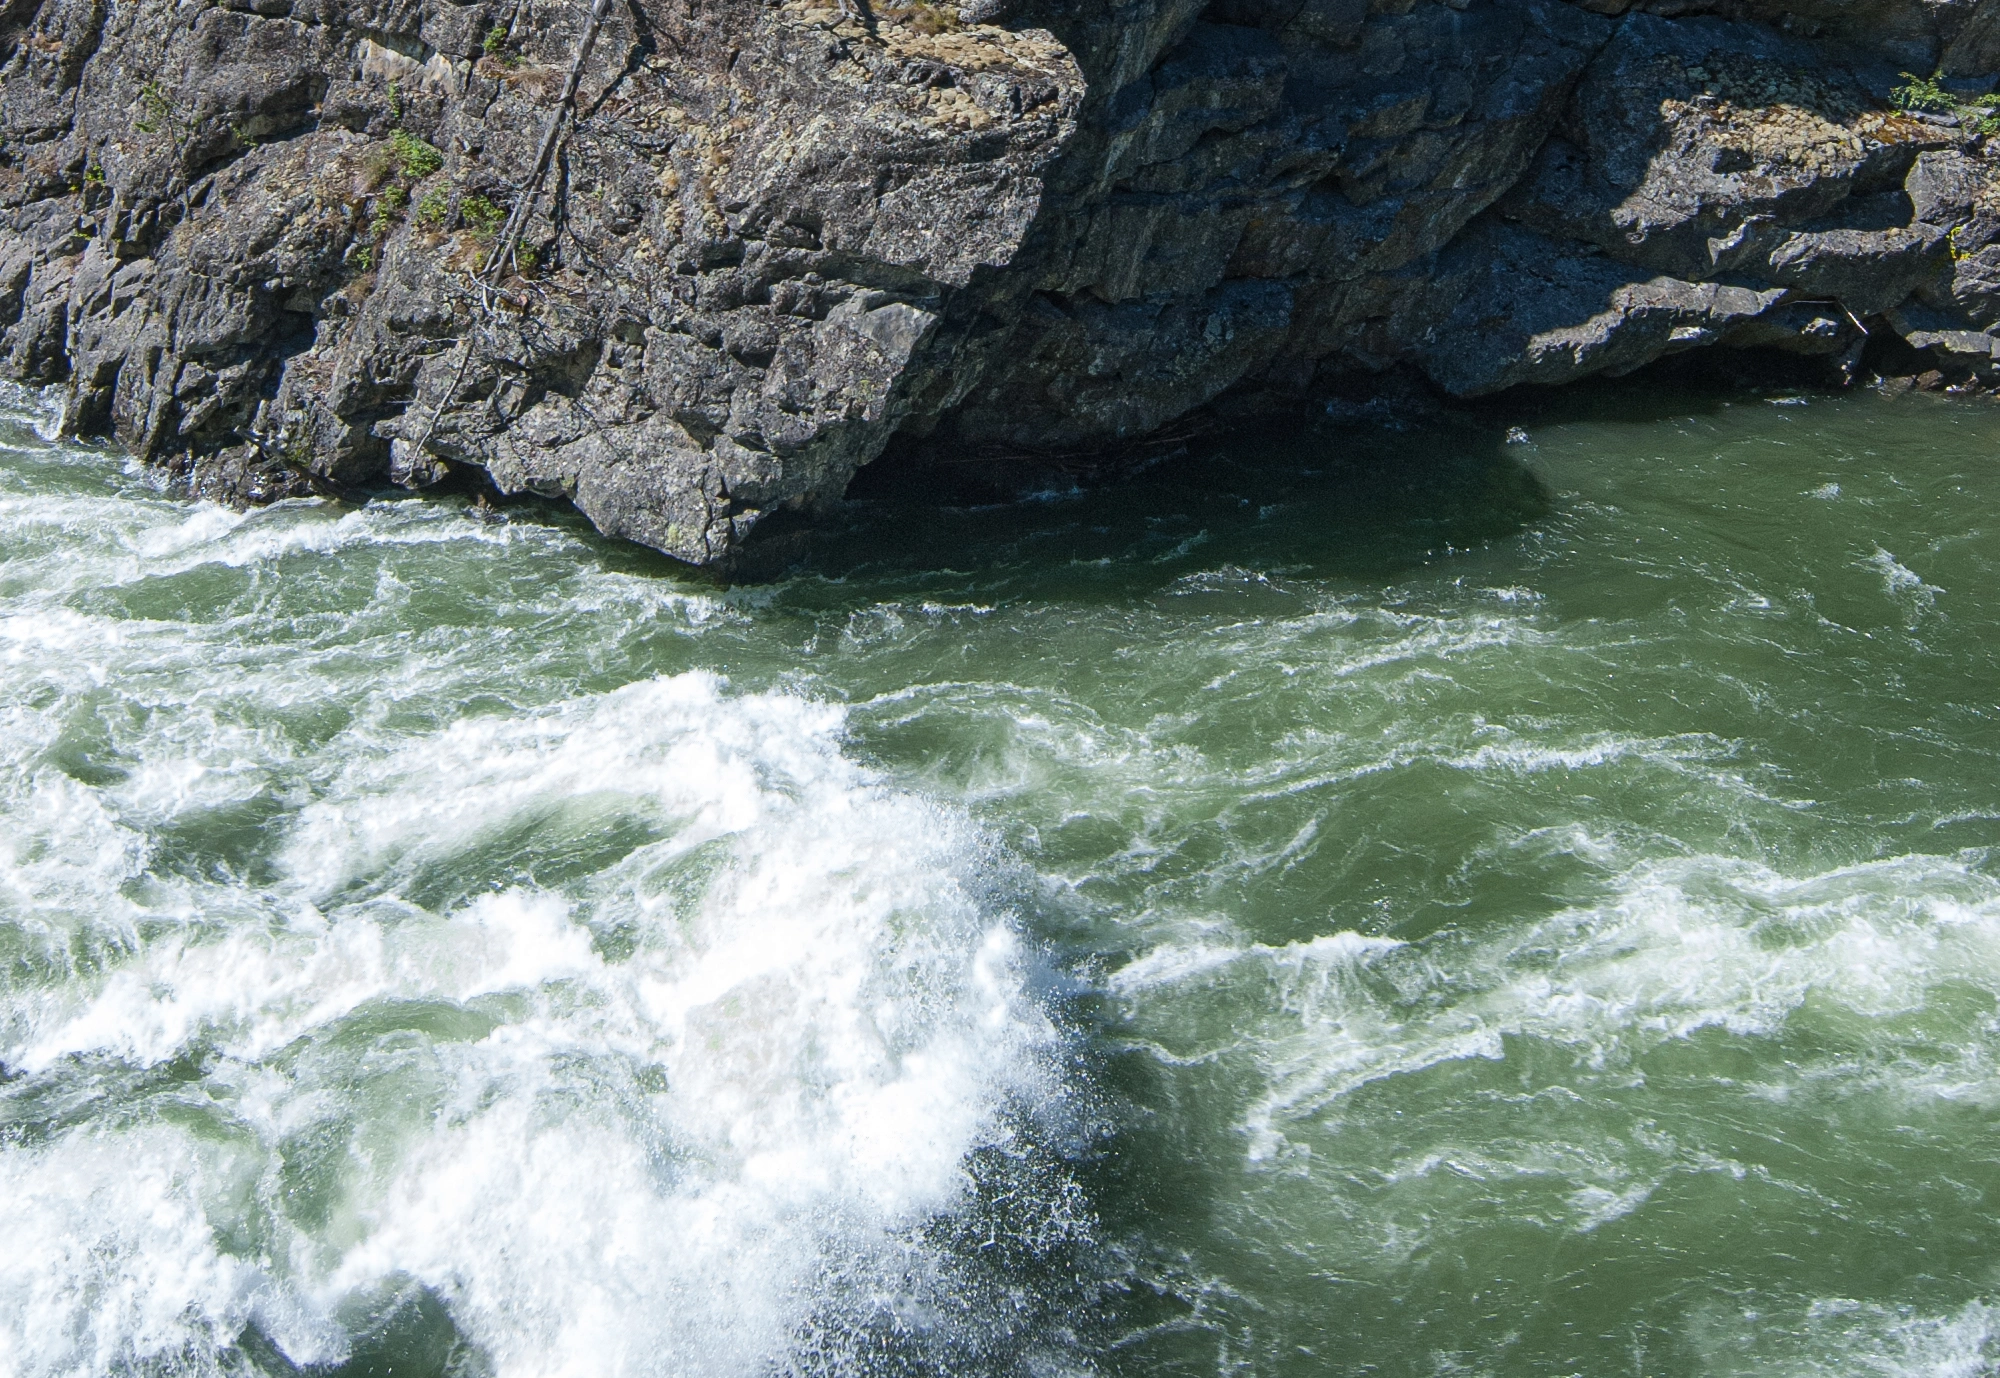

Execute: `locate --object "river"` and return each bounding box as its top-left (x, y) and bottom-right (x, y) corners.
top-left (3, 375), bottom-right (1998, 1377)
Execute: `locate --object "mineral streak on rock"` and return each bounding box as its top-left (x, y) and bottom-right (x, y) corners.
top-left (5, 0), bottom-right (2000, 566)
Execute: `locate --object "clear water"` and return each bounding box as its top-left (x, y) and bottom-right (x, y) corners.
top-left (3, 376), bottom-right (1999, 1377)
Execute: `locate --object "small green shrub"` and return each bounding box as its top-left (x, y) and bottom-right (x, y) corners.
top-left (1890, 71), bottom-right (2000, 136)
top-left (414, 188), bottom-right (450, 226)
top-left (1964, 93), bottom-right (2000, 135)
top-left (460, 194), bottom-right (505, 240)
top-left (878, 1), bottom-right (960, 32)
top-left (1892, 71), bottom-right (1955, 113)
top-left (484, 22), bottom-right (507, 54)
top-left (134, 81), bottom-right (173, 134)
top-left (390, 129), bottom-right (443, 179)
top-left (366, 187), bottom-right (406, 241)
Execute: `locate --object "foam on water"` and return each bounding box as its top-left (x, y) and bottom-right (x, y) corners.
top-left (1105, 849), bottom-right (2000, 1161)
top-left (1690, 1296), bottom-right (2000, 1377)
top-left (1867, 547), bottom-right (1943, 626)
top-left (9, 378), bottom-right (2000, 1374)
top-left (0, 415), bottom-right (1058, 1378)
top-left (0, 379), bottom-right (64, 440)
top-left (3, 676), bottom-right (1050, 1375)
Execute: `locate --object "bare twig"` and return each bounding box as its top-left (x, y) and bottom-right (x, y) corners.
top-left (483, 0), bottom-right (617, 281)
top-left (407, 275), bottom-right (499, 454)
top-left (410, 332), bottom-right (479, 456)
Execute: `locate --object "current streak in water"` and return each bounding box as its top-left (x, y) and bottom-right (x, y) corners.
top-left (2, 378), bottom-right (1999, 1377)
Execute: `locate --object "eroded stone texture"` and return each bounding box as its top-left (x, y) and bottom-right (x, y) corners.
top-left (926, 0), bottom-right (1615, 451)
top-left (3, 0), bottom-right (1088, 562)
top-left (6, 0), bottom-right (2000, 565)
top-left (1412, 8), bottom-right (1973, 392)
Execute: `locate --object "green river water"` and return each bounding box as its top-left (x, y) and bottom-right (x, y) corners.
top-left (3, 376), bottom-right (1999, 1378)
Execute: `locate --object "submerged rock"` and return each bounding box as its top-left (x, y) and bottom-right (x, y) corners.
top-left (5, 0), bottom-right (2000, 565)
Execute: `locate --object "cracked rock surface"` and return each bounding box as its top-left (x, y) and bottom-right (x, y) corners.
top-left (6, 0), bottom-right (2000, 565)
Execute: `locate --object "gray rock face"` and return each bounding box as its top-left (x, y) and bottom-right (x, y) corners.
top-left (6, 0), bottom-right (2000, 566)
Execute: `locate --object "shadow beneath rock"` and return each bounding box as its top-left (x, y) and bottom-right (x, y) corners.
top-left (1468, 341), bottom-right (1861, 430)
top-left (737, 400), bottom-right (1554, 596)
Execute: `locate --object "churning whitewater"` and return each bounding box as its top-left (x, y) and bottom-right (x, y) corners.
top-left (5, 376), bottom-right (2000, 1377)
top-left (0, 385), bottom-right (1066, 1378)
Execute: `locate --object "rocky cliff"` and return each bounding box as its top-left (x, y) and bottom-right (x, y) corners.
top-left (5, 0), bottom-right (2000, 565)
